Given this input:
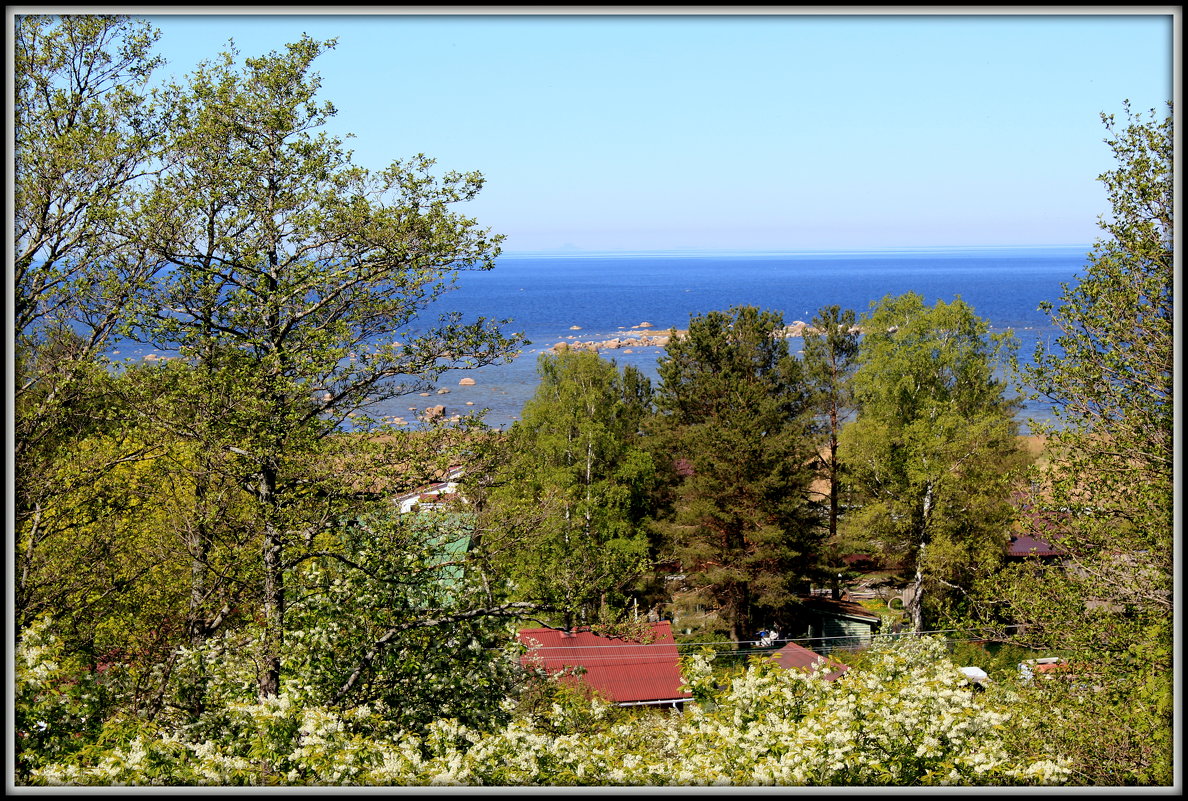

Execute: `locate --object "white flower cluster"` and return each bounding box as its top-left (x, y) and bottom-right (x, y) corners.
top-left (26, 636), bottom-right (1072, 786)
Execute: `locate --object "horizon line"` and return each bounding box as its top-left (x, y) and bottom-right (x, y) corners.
top-left (500, 243), bottom-right (1094, 258)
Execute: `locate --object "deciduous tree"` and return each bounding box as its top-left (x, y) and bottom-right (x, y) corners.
top-left (129, 35), bottom-right (522, 698)
top-left (839, 293), bottom-right (1027, 632)
top-left (476, 349), bottom-right (656, 628)
top-left (1010, 101), bottom-right (1173, 618)
top-left (14, 14), bottom-right (167, 637)
top-left (974, 102), bottom-right (1174, 785)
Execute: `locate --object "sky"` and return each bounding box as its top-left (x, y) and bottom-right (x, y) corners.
top-left (20, 7), bottom-right (1177, 254)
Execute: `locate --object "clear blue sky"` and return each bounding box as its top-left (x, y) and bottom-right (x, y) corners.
top-left (128, 10), bottom-right (1175, 253)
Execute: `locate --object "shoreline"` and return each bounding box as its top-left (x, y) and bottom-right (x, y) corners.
top-left (547, 320), bottom-right (862, 354)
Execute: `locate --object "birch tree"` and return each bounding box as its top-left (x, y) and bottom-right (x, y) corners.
top-left (14, 13), bottom-right (167, 636)
top-left (971, 103), bottom-right (1174, 785)
top-left (840, 293), bottom-right (1027, 632)
top-left (1012, 101), bottom-right (1174, 617)
top-left (476, 349), bottom-right (655, 629)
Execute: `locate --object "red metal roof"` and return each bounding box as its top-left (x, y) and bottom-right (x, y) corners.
top-left (516, 621), bottom-right (692, 705)
top-left (768, 642), bottom-right (850, 681)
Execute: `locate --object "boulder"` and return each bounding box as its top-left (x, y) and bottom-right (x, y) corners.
top-left (459, 377), bottom-right (477, 386)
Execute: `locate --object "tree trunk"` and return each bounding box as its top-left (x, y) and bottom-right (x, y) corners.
top-left (258, 459), bottom-right (283, 699)
top-left (908, 548), bottom-right (926, 634)
top-left (908, 485), bottom-right (935, 634)
top-left (828, 409), bottom-right (840, 541)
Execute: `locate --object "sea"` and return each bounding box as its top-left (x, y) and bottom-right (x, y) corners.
top-left (113, 246), bottom-right (1091, 434)
top-left (407, 245), bottom-right (1087, 434)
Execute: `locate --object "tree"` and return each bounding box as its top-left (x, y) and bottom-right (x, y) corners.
top-left (1011, 101), bottom-right (1173, 618)
top-left (973, 102), bottom-right (1174, 785)
top-left (475, 349), bottom-right (656, 629)
top-left (648, 306), bottom-right (821, 643)
top-left (839, 293), bottom-right (1028, 632)
top-left (14, 14), bottom-right (167, 637)
top-left (14, 14), bottom-right (164, 342)
top-left (801, 305), bottom-right (860, 593)
top-left (128, 36), bottom-right (522, 698)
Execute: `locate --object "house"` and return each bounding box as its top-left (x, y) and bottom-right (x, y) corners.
top-left (794, 596), bottom-right (882, 653)
top-left (516, 620), bottom-right (693, 708)
top-left (1018, 656), bottom-right (1071, 682)
top-left (768, 641), bottom-right (849, 681)
top-left (393, 465), bottom-right (467, 513)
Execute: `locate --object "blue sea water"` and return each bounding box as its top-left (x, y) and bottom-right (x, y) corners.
top-left (406, 246), bottom-right (1088, 433)
top-left (110, 246), bottom-right (1089, 434)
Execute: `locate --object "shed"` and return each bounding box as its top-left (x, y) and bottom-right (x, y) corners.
top-left (796, 596), bottom-right (882, 653)
top-left (516, 620), bottom-right (693, 707)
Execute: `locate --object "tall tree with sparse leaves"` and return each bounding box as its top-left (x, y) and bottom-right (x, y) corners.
top-left (129, 36), bottom-right (522, 698)
top-left (971, 102), bottom-right (1174, 786)
top-left (1011, 101), bottom-right (1173, 617)
top-left (14, 14), bottom-right (168, 639)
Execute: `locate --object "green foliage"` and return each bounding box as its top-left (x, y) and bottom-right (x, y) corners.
top-left (14, 14), bottom-right (165, 341)
top-left (990, 616), bottom-right (1174, 785)
top-left (649, 306), bottom-right (821, 642)
top-left (14, 14), bottom-right (169, 657)
top-left (975, 103), bottom-right (1175, 786)
top-left (14, 617), bottom-right (133, 782)
top-left (840, 293), bottom-right (1028, 631)
top-left (509, 672), bottom-right (627, 737)
top-left (1011, 101), bottom-right (1173, 618)
top-left (283, 508), bottom-right (526, 734)
top-left (478, 349), bottom-right (656, 627)
top-left (938, 639), bottom-right (1038, 680)
top-left (119, 34), bottom-right (522, 698)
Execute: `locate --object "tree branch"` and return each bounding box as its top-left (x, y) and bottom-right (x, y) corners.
top-left (330, 601), bottom-right (548, 705)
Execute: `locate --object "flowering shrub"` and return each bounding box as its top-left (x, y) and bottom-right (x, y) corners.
top-left (14, 616), bottom-right (133, 781)
top-left (20, 629), bottom-right (1070, 786)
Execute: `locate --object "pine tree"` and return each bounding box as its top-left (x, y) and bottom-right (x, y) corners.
top-left (649, 306), bottom-right (820, 643)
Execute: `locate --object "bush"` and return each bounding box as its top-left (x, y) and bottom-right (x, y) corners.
top-left (21, 633), bottom-right (1071, 786)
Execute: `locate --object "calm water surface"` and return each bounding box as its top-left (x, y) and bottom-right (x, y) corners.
top-left (113, 247), bottom-right (1088, 433)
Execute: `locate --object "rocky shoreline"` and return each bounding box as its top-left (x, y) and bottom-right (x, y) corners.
top-left (548, 320), bottom-right (860, 354)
